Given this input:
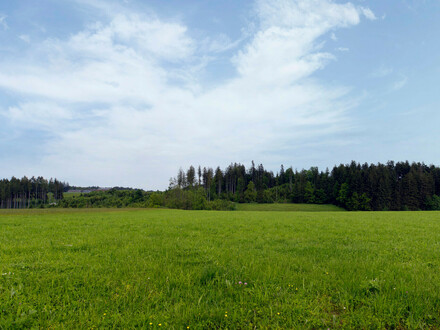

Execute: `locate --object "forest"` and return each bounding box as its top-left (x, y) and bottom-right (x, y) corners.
top-left (0, 176), bottom-right (64, 209)
top-left (168, 161), bottom-right (440, 211)
top-left (2, 161), bottom-right (440, 210)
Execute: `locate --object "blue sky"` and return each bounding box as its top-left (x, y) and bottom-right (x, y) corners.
top-left (0, 0), bottom-right (439, 189)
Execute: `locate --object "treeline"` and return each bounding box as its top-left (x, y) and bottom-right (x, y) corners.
top-left (169, 161), bottom-right (440, 211)
top-left (59, 189), bottom-right (150, 208)
top-left (59, 188), bottom-right (235, 210)
top-left (162, 188), bottom-right (235, 210)
top-left (62, 185), bottom-right (138, 192)
top-left (0, 176), bottom-right (65, 209)
top-left (3, 160), bottom-right (440, 211)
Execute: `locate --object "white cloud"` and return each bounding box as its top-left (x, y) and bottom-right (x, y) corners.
top-left (0, 15), bottom-right (8, 30)
top-left (330, 32), bottom-right (338, 41)
top-left (19, 34), bottom-right (30, 43)
top-left (6, 102), bottom-right (72, 128)
top-left (0, 0), bottom-right (374, 188)
top-left (0, 14), bottom-right (195, 103)
top-left (392, 75), bottom-right (408, 91)
top-left (70, 15), bottom-right (195, 62)
top-left (233, 0), bottom-right (364, 86)
top-left (337, 47), bottom-right (349, 52)
top-left (200, 33), bottom-right (243, 54)
top-left (360, 7), bottom-right (377, 20)
top-left (255, 0), bottom-right (361, 29)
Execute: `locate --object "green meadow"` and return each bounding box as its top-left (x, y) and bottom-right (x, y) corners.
top-left (1, 209), bottom-right (440, 328)
top-left (234, 203), bottom-right (345, 212)
top-left (63, 192), bottom-right (83, 199)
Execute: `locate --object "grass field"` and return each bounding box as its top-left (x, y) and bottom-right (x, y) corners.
top-left (1, 209), bottom-right (440, 328)
top-left (235, 203), bottom-right (345, 212)
top-left (63, 192), bottom-right (83, 199)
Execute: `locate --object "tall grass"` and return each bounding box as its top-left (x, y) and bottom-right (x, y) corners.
top-left (1, 209), bottom-right (440, 328)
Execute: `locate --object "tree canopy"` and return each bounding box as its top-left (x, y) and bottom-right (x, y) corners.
top-left (0, 176), bottom-right (64, 209)
top-left (168, 161), bottom-right (440, 211)
top-left (3, 160), bottom-right (440, 211)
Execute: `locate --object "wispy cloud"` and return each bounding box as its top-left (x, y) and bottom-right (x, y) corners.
top-left (370, 65), bottom-right (393, 78)
top-left (19, 34), bottom-right (30, 43)
top-left (0, 14), bottom-right (8, 30)
top-left (360, 7), bottom-right (377, 20)
top-left (392, 75), bottom-right (408, 91)
top-left (200, 33), bottom-right (244, 54)
top-left (0, 0), bottom-right (375, 188)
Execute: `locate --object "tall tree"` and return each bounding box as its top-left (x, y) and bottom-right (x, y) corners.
top-left (186, 166), bottom-right (196, 187)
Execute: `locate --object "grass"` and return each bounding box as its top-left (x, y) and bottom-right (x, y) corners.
top-left (1, 209), bottom-right (440, 328)
top-left (235, 203), bottom-right (345, 212)
top-left (63, 192), bottom-right (83, 199)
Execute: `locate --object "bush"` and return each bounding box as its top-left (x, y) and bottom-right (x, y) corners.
top-left (208, 199), bottom-right (236, 211)
top-left (148, 192), bottom-right (164, 208)
top-left (426, 195), bottom-right (440, 210)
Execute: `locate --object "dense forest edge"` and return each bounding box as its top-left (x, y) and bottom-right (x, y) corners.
top-left (1, 160), bottom-right (440, 211)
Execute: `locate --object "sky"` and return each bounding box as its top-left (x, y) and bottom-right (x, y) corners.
top-left (0, 0), bottom-right (439, 190)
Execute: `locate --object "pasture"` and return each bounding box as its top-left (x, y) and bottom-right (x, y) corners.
top-left (234, 203), bottom-right (345, 212)
top-left (1, 209), bottom-right (440, 328)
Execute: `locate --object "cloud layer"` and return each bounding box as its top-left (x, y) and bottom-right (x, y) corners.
top-left (0, 0), bottom-right (374, 188)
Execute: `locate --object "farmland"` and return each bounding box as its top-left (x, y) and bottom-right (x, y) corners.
top-left (1, 209), bottom-right (440, 328)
